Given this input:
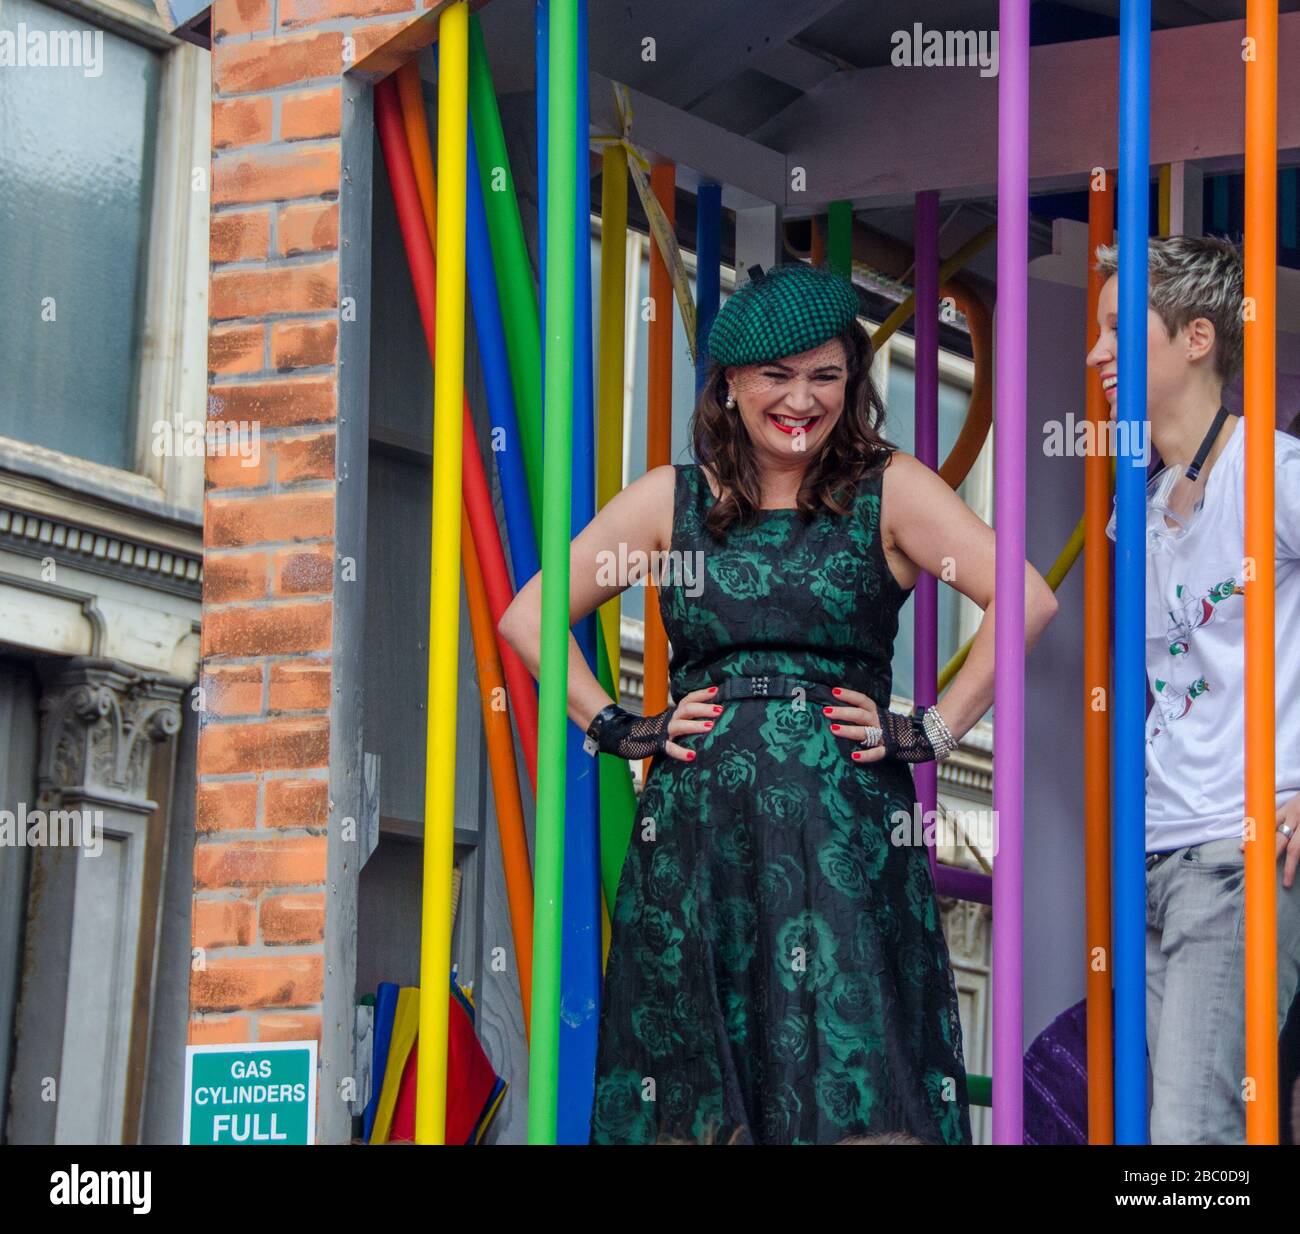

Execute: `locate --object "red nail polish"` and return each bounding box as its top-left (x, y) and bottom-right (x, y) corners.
top-left (687, 751), bottom-right (696, 760)
top-left (822, 706), bottom-right (832, 714)
top-left (832, 688), bottom-right (842, 696)
top-left (851, 752), bottom-right (860, 760)
top-left (831, 724), bottom-right (840, 731)
top-left (704, 721), bottom-right (713, 729)
top-left (708, 686), bottom-right (718, 693)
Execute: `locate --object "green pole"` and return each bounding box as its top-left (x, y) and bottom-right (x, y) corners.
top-left (828, 199), bottom-right (853, 279)
top-left (527, 0), bottom-right (577, 1146)
top-left (467, 15), bottom-right (545, 535)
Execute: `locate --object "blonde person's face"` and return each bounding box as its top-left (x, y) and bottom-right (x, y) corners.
top-left (1086, 273), bottom-right (1197, 420)
top-left (725, 339), bottom-right (848, 460)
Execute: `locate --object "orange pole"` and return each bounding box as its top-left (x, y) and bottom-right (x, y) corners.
top-left (462, 508), bottom-right (535, 1040)
top-left (1084, 168), bottom-right (1116, 1143)
top-left (398, 62), bottom-right (436, 251)
top-left (1243, 0), bottom-right (1278, 1144)
top-left (935, 281), bottom-right (992, 490)
top-left (641, 162), bottom-right (675, 783)
top-left (811, 215), bottom-right (826, 267)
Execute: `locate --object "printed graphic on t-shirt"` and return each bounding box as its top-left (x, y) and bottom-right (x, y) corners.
top-left (1146, 575), bottom-right (1240, 746)
top-left (1166, 576), bottom-right (1244, 657)
top-left (1147, 675), bottom-right (1210, 743)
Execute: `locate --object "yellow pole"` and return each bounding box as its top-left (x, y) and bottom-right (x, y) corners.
top-left (596, 143), bottom-right (628, 681)
top-left (417, 0), bottom-right (469, 1146)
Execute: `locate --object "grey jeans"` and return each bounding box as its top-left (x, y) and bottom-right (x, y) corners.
top-left (1146, 835), bottom-right (1300, 1144)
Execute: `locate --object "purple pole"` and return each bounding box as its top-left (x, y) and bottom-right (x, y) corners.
top-left (913, 190), bottom-right (940, 888)
top-left (993, 0), bottom-right (1028, 1145)
top-left (936, 864), bottom-right (992, 907)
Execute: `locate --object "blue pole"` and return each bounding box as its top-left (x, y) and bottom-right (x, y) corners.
top-left (557, 0), bottom-right (602, 1143)
top-left (466, 118), bottom-right (540, 589)
top-left (1114, 0), bottom-right (1151, 1145)
top-left (694, 183), bottom-right (721, 394)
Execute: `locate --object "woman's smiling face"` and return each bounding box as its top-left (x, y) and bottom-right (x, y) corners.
top-left (725, 338), bottom-right (849, 460)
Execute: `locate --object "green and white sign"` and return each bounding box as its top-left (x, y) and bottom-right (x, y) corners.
top-left (184, 1040), bottom-right (317, 1145)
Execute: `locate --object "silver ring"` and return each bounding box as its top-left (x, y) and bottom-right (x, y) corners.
top-left (858, 726), bottom-right (883, 748)
top-left (1280, 822), bottom-right (1295, 840)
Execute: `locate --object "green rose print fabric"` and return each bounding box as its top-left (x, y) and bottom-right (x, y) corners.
top-left (588, 462), bottom-right (972, 1145)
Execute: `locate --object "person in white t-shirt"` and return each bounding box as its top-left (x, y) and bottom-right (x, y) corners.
top-left (1086, 234), bottom-right (1300, 1144)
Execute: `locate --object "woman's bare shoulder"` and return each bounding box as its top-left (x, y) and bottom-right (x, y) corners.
top-left (878, 450), bottom-right (942, 537)
top-left (879, 450), bottom-right (940, 501)
top-left (611, 464), bottom-right (679, 554)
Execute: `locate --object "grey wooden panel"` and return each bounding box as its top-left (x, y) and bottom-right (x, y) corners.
top-left (0, 658), bottom-right (38, 1141)
top-left (141, 703), bottom-right (197, 1145)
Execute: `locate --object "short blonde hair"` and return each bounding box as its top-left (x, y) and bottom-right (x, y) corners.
top-left (1094, 234), bottom-right (1244, 384)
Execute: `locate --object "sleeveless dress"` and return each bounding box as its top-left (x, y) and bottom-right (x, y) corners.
top-left (587, 461), bottom-right (972, 1146)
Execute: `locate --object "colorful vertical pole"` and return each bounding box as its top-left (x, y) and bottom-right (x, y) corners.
top-left (529, 0), bottom-right (578, 1145)
top-left (1243, 0), bottom-right (1279, 1145)
top-left (467, 14), bottom-right (544, 531)
top-left (466, 120), bottom-right (539, 589)
top-left (595, 144), bottom-right (638, 918)
top-left (557, 0), bottom-right (601, 1143)
top-left (913, 190), bottom-right (940, 888)
top-left (1114, 0), bottom-right (1151, 1145)
top-left (695, 183), bottom-right (722, 394)
top-left (418, 0), bottom-right (470, 1146)
top-left (640, 163), bottom-right (675, 786)
top-left (1084, 168), bottom-right (1116, 1143)
top-left (596, 144), bottom-right (629, 689)
top-left (992, 0), bottom-right (1028, 1145)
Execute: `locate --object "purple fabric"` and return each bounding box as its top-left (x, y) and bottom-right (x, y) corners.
top-left (1219, 371), bottom-right (1300, 431)
top-left (1023, 999), bottom-right (1090, 1145)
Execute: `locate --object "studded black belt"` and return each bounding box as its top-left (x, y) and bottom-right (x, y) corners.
top-left (712, 675), bottom-right (840, 705)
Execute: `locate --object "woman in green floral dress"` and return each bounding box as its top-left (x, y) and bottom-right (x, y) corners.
top-left (500, 264), bottom-right (1058, 1144)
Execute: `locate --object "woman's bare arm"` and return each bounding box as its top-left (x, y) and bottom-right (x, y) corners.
top-left (497, 463), bottom-right (677, 733)
top-left (883, 452), bottom-right (1059, 741)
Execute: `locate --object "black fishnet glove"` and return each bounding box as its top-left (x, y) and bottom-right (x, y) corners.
top-left (876, 709), bottom-right (939, 764)
top-left (583, 703), bottom-right (674, 760)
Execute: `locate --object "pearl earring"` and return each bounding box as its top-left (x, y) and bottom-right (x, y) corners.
top-left (725, 392), bottom-right (737, 409)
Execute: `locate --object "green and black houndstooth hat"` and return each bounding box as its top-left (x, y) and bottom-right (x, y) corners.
top-left (707, 263), bottom-right (860, 368)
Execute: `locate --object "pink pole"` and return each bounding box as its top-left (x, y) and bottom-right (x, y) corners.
top-left (993, 0), bottom-right (1028, 1144)
top-left (913, 190), bottom-right (940, 887)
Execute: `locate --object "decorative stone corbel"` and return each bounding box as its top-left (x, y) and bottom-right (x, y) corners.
top-left (37, 658), bottom-right (185, 811)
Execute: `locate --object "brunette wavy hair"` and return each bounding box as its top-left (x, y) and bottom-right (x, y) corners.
top-left (689, 319), bottom-right (895, 539)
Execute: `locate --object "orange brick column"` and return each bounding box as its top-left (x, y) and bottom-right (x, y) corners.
top-left (193, 0), bottom-right (445, 1143)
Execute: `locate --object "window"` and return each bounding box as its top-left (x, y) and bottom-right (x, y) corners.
top-left (0, 0), bottom-right (161, 470)
top-left (0, 0), bottom-right (209, 516)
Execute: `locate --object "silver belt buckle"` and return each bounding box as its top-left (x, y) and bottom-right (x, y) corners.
top-left (750, 675), bottom-right (769, 697)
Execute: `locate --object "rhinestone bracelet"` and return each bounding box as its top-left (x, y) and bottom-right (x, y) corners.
top-left (921, 706), bottom-right (959, 762)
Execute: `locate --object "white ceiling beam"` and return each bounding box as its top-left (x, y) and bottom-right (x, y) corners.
top-left (588, 70), bottom-right (787, 210)
top-left (644, 0), bottom-right (846, 110)
top-left (752, 12), bottom-right (1300, 210)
